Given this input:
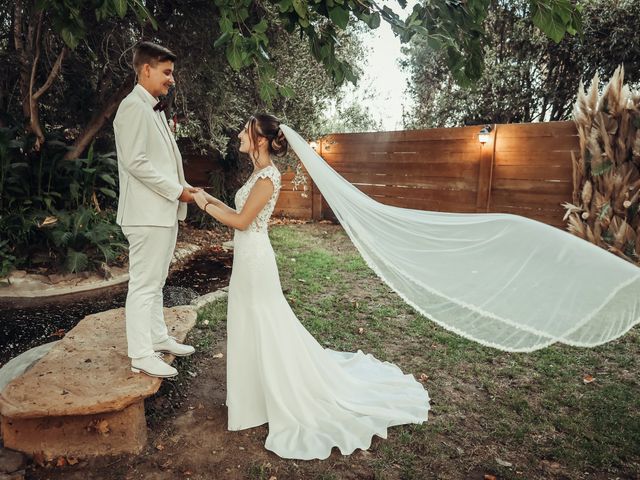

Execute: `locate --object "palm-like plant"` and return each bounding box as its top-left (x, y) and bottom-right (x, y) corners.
top-left (47, 207), bottom-right (126, 274)
top-left (566, 66), bottom-right (640, 264)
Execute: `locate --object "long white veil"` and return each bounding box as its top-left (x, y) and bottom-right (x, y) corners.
top-left (280, 125), bottom-right (640, 352)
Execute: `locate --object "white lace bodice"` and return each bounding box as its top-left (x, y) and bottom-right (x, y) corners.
top-left (234, 165), bottom-right (281, 233)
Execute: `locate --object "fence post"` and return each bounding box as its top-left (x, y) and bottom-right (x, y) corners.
top-left (475, 124), bottom-right (497, 213)
top-left (311, 137), bottom-right (323, 221)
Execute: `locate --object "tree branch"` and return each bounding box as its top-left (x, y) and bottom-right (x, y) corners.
top-left (64, 74), bottom-right (135, 160)
top-left (33, 46), bottom-right (66, 101)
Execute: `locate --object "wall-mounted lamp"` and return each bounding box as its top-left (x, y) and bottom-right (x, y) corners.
top-left (478, 124), bottom-right (492, 144)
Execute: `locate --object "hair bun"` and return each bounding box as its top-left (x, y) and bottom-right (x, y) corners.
top-left (270, 127), bottom-right (288, 157)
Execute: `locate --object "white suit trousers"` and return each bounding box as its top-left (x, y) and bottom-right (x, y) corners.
top-left (121, 223), bottom-right (178, 358)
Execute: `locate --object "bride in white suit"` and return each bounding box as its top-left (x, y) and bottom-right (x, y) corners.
top-left (193, 114), bottom-right (429, 460)
top-left (113, 42), bottom-right (198, 378)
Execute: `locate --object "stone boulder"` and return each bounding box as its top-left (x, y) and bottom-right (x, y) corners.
top-left (0, 306), bottom-right (196, 460)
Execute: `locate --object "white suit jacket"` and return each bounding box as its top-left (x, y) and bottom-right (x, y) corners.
top-left (113, 84), bottom-right (188, 227)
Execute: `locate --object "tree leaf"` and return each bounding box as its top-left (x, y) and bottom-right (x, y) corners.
top-left (112, 0), bottom-right (127, 18)
top-left (60, 28), bottom-right (79, 49)
top-left (292, 0), bottom-right (308, 19)
top-left (259, 80), bottom-right (278, 104)
top-left (219, 15), bottom-right (233, 33)
top-left (278, 85), bottom-right (295, 98)
top-left (329, 6), bottom-right (349, 29)
top-left (226, 38), bottom-right (243, 70)
top-left (98, 187), bottom-right (117, 198)
top-left (253, 19), bottom-right (268, 34)
top-left (214, 31), bottom-right (232, 48)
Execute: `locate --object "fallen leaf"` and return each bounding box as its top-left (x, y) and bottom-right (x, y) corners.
top-left (269, 477), bottom-right (278, 480)
top-left (213, 352), bottom-right (224, 359)
top-left (358, 327), bottom-right (364, 334)
top-left (67, 457), bottom-right (79, 466)
top-left (39, 216), bottom-right (58, 228)
top-left (156, 444), bottom-right (165, 451)
top-left (496, 458), bottom-right (513, 467)
top-left (583, 374), bottom-right (595, 384)
top-left (50, 328), bottom-right (66, 338)
top-left (484, 475), bottom-right (497, 480)
top-left (419, 373), bottom-right (429, 382)
top-left (56, 456), bottom-right (67, 467)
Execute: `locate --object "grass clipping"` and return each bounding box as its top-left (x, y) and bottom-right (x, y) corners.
top-left (566, 65), bottom-right (640, 265)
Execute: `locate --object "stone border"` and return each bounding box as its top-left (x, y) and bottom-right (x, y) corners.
top-left (190, 286), bottom-right (229, 309)
top-left (0, 242), bottom-right (203, 301)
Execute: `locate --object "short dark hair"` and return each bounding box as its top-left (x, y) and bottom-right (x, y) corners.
top-left (132, 41), bottom-right (177, 74)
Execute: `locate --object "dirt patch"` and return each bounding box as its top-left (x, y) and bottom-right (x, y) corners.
top-left (23, 322), bottom-right (390, 480)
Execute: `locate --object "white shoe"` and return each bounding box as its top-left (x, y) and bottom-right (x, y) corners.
top-left (131, 353), bottom-right (178, 378)
top-left (152, 336), bottom-right (195, 357)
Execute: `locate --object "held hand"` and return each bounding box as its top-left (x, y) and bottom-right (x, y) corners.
top-left (178, 188), bottom-right (194, 203)
top-left (202, 191), bottom-right (220, 204)
top-left (178, 186), bottom-right (202, 203)
top-left (193, 191), bottom-right (208, 210)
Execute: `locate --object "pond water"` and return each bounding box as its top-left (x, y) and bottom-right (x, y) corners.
top-left (0, 248), bottom-right (233, 366)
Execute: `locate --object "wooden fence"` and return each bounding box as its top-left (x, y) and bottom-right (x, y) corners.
top-left (274, 121), bottom-right (579, 228)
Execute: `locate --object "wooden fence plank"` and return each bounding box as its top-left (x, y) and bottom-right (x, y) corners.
top-left (322, 140), bottom-right (483, 155)
top-left (493, 164), bottom-right (573, 181)
top-left (271, 121), bottom-right (577, 228)
top-left (494, 151), bottom-right (574, 166)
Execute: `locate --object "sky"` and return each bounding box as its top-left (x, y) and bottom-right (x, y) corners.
top-left (342, 3), bottom-right (416, 131)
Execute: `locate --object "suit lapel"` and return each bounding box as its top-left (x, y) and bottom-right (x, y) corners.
top-left (153, 110), bottom-right (186, 183)
top-left (132, 86), bottom-right (184, 183)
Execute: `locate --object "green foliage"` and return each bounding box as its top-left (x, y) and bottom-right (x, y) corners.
top-left (44, 207), bottom-right (126, 273)
top-left (203, 0), bottom-right (582, 102)
top-left (37, 0), bottom-right (156, 49)
top-left (0, 127), bottom-right (125, 276)
top-left (403, 0), bottom-right (640, 128)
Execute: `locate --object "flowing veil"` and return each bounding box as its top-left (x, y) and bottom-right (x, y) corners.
top-left (280, 125), bottom-right (640, 352)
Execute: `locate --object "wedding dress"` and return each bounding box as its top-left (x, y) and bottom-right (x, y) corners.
top-left (279, 125), bottom-right (640, 353)
top-left (225, 164), bottom-right (430, 460)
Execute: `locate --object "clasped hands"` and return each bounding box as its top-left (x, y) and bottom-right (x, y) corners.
top-left (178, 186), bottom-right (218, 211)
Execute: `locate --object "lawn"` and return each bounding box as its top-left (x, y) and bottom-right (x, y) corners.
top-left (31, 222), bottom-right (640, 480)
top-left (195, 223), bottom-right (640, 479)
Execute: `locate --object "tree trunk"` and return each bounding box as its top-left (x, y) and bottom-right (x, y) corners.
top-left (14, 2), bottom-right (67, 149)
top-left (64, 74), bottom-right (135, 160)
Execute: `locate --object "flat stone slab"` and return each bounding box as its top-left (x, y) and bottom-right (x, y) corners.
top-left (0, 306), bottom-right (196, 419)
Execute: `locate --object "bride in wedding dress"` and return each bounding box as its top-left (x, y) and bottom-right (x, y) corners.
top-left (192, 114), bottom-right (430, 460)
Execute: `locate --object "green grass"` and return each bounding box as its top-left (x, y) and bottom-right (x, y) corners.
top-left (198, 223), bottom-right (640, 479)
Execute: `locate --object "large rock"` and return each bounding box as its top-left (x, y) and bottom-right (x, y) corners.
top-left (0, 306), bottom-right (196, 460)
